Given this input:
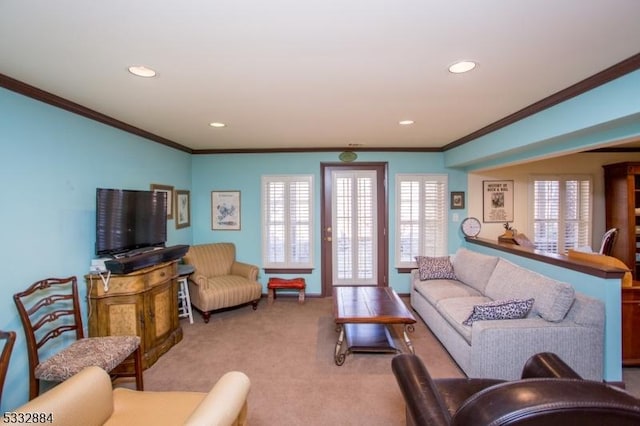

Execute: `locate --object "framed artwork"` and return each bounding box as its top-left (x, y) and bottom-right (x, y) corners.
top-left (483, 180), bottom-right (514, 222)
top-left (211, 191), bottom-right (241, 230)
top-left (175, 190), bottom-right (191, 229)
top-left (450, 191), bottom-right (465, 209)
top-left (150, 184), bottom-right (174, 219)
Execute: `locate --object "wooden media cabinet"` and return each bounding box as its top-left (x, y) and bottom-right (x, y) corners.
top-left (85, 260), bottom-right (182, 374)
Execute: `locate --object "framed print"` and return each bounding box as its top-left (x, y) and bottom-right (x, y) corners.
top-left (450, 191), bottom-right (465, 209)
top-left (483, 180), bottom-right (514, 222)
top-left (175, 190), bottom-right (190, 229)
top-left (211, 191), bottom-right (241, 230)
top-left (150, 184), bottom-right (174, 219)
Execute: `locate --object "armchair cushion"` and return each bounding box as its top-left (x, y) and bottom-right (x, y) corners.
top-left (185, 243), bottom-right (237, 277)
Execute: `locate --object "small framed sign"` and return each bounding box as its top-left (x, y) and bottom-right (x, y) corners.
top-left (175, 190), bottom-right (191, 229)
top-left (450, 191), bottom-right (465, 209)
top-left (211, 191), bottom-right (241, 230)
top-left (483, 180), bottom-right (514, 222)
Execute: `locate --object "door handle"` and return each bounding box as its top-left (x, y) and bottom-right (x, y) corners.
top-left (325, 227), bottom-right (332, 242)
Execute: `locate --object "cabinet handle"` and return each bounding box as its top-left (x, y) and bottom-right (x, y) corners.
top-left (160, 272), bottom-right (166, 277)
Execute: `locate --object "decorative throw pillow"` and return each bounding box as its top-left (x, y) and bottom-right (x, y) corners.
top-left (415, 256), bottom-right (457, 281)
top-left (463, 298), bottom-right (534, 326)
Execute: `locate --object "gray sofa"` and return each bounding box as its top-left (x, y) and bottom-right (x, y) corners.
top-left (410, 248), bottom-right (605, 380)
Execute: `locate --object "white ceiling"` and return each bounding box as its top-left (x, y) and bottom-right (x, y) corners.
top-left (1, 1), bottom-right (640, 152)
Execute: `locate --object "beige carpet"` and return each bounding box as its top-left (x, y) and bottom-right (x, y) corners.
top-left (137, 296), bottom-right (463, 426)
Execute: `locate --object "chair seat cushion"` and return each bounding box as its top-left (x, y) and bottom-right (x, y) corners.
top-left (35, 336), bottom-right (140, 381)
top-left (267, 277), bottom-right (306, 289)
top-left (105, 388), bottom-right (206, 426)
top-left (197, 275), bottom-right (262, 311)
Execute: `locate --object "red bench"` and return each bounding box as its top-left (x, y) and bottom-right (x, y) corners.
top-left (267, 277), bottom-right (306, 304)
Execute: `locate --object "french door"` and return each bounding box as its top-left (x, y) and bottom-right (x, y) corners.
top-left (321, 163), bottom-right (388, 296)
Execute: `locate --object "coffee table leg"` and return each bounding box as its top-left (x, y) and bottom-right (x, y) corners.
top-left (335, 325), bottom-right (346, 366)
top-left (403, 324), bottom-right (415, 354)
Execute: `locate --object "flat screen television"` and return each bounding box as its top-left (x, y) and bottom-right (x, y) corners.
top-left (96, 188), bottom-right (167, 256)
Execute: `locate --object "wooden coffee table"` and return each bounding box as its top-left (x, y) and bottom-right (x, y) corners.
top-left (333, 286), bottom-right (416, 366)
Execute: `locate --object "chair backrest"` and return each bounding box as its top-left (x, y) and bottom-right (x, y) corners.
top-left (599, 227), bottom-right (618, 256)
top-left (13, 277), bottom-right (84, 391)
top-left (0, 330), bottom-right (16, 406)
top-left (184, 243), bottom-right (236, 277)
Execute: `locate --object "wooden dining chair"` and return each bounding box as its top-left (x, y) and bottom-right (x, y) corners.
top-left (0, 330), bottom-right (16, 407)
top-left (13, 276), bottom-right (144, 400)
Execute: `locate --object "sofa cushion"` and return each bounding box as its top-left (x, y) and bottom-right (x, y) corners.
top-left (436, 296), bottom-right (492, 343)
top-left (462, 298), bottom-right (534, 326)
top-left (415, 256), bottom-right (457, 280)
top-left (451, 248), bottom-right (500, 294)
top-left (414, 279), bottom-right (483, 306)
top-left (484, 259), bottom-right (575, 322)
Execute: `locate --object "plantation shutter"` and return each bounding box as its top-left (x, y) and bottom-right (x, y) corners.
top-left (396, 174), bottom-right (448, 267)
top-left (263, 175), bottom-right (313, 268)
top-left (531, 175), bottom-right (591, 254)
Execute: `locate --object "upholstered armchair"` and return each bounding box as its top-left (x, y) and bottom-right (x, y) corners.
top-left (392, 352), bottom-right (640, 426)
top-left (183, 243), bottom-right (262, 323)
top-left (5, 366), bottom-right (250, 426)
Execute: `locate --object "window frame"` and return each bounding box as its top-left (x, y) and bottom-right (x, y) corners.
top-left (395, 173), bottom-right (448, 269)
top-left (528, 174), bottom-right (593, 254)
top-left (262, 174), bottom-right (314, 271)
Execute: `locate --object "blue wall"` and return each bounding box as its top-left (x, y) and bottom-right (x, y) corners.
top-left (191, 151), bottom-right (468, 295)
top-left (0, 88), bottom-right (192, 411)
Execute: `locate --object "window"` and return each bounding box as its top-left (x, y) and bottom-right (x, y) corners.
top-left (395, 174), bottom-right (448, 268)
top-left (529, 175), bottom-right (592, 254)
top-left (262, 175), bottom-right (313, 269)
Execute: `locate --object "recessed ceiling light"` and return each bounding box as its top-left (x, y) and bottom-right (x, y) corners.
top-left (399, 120), bottom-right (415, 126)
top-left (209, 122), bottom-right (226, 128)
top-left (128, 65), bottom-right (157, 78)
top-left (448, 61), bottom-right (477, 74)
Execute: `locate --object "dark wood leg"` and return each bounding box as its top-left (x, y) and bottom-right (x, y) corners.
top-left (29, 375), bottom-right (39, 400)
top-left (134, 345), bottom-right (144, 391)
top-left (252, 299), bottom-right (259, 310)
top-left (202, 311), bottom-right (211, 323)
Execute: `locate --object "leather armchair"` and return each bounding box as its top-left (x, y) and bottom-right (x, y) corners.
top-left (392, 352), bottom-right (640, 426)
top-left (183, 243), bottom-right (262, 323)
top-left (4, 366), bottom-right (250, 426)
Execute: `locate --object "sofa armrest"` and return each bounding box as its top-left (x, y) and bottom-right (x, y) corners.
top-left (7, 366), bottom-right (113, 426)
top-left (184, 371), bottom-right (251, 426)
top-left (470, 318), bottom-right (603, 380)
top-left (231, 262), bottom-right (258, 281)
top-left (391, 354), bottom-right (450, 426)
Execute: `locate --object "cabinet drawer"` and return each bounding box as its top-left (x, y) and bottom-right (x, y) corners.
top-left (86, 261), bottom-right (176, 297)
top-left (147, 263), bottom-right (176, 286)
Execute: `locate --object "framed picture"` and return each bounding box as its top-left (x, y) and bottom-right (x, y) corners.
top-left (150, 184), bottom-right (174, 219)
top-left (211, 191), bottom-right (241, 230)
top-left (175, 190), bottom-right (191, 229)
top-left (483, 180), bottom-right (514, 223)
top-left (450, 191), bottom-right (465, 209)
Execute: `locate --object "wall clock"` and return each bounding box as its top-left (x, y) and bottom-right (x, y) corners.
top-left (461, 217), bottom-right (481, 238)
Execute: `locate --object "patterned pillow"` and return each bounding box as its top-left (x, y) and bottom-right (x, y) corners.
top-left (463, 298), bottom-right (534, 326)
top-left (415, 256), bottom-right (457, 281)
